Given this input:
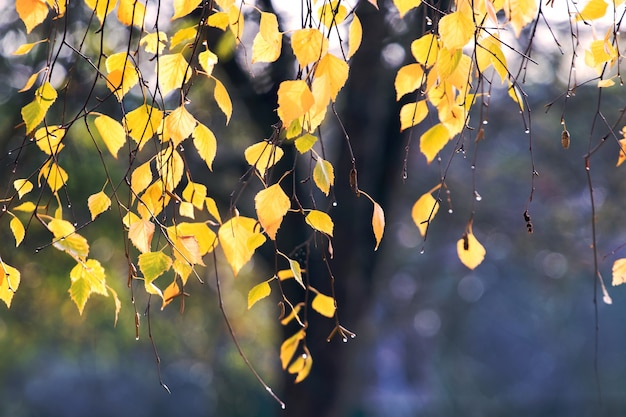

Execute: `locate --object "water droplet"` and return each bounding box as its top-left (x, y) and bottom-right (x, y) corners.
top-left (420, 248), bottom-right (425, 254)
top-left (342, 337), bottom-right (348, 343)
top-left (470, 165), bottom-right (475, 170)
top-left (474, 191), bottom-right (482, 201)
top-left (1, 205), bottom-right (6, 212)
top-left (402, 171), bottom-right (408, 180)
top-left (281, 404), bottom-right (286, 410)
top-left (350, 333), bottom-right (356, 338)
top-left (332, 201), bottom-right (337, 207)
top-left (73, 222), bottom-right (78, 226)
top-left (482, 120), bottom-right (488, 125)
top-left (67, 203), bottom-right (72, 208)
top-left (448, 208), bottom-right (453, 214)
top-left (7, 151), bottom-right (11, 155)
top-left (524, 129), bottom-right (530, 134)
top-left (35, 249), bottom-right (39, 253)
top-left (135, 336), bottom-right (140, 341)
top-left (426, 16), bottom-right (432, 25)
top-left (179, 145), bottom-right (185, 151)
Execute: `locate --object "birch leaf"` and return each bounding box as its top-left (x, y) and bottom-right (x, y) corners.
top-left (311, 292), bottom-right (336, 317)
top-left (87, 191), bottom-right (111, 220)
top-left (457, 229), bottom-right (486, 270)
top-left (248, 280), bottom-right (272, 309)
top-left (255, 184), bottom-right (291, 240)
top-left (305, 210), bottom-right (334, 237)
top-left (313, 158), bottom-right (334, 196)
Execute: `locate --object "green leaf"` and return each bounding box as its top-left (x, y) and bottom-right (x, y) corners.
top-left (69, 259), bottom-right (108, 315)
top-left (22, 82), bottom-right (57, 134)
top-left (138, 251), bottom-right (173, 284)
top-left (294, 134), bottom-right (317, 154)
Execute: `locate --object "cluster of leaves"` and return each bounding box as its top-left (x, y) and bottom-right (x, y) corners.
top-left (5, 0), bottom-right (626, 392)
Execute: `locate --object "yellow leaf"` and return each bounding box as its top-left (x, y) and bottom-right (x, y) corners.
top-left (288, 352), bottom-right (313, 383)
top-left (205, 197), bottom-right (222, 224)
top-left (140, 32), bottom-right (167, 55)
top-left (16, 0), bottom-right (50, 33)
top-left (117, 0), bottom-right (146, 27)
top-left (395, 63), bottom-right (425, 100)
top-left (137, 180), bottom-right (170, 218)
top-left (294, 134), bottom-right (318, 154)
top-left (393, 0), bottom-right (422, 17)
top-left (213, 77), bottom-right (232, 124)
top-left (305, 210), bottom-right (334, 236)
top-left (39, 160), bottom-right (68, 193)
top-left (171, 26), bottom-right (198, 49)
top-left (0, 262), bottom-right (21, 308)
top-left (248, 280), bottom-right (272, 309)
top-left (505, 0), bottom-right (538, 37)
top-left (48, 219), bottom-right (90, 260)
top-left (276, 80), bottom-right (315, 127)
top-left (191, 123), bottom-right (217, 171)
top-left (13, 39), bottom-right (47, 55)
top-left (476, 34), bottom-right (508, 83)
top-left (94, 114), bottom-right (127, 158)
top-left (280, 302), bottom-right (303, 324)
top-left (14, 202), bottom-right (37, 212)
top-left (280, 330), bottom-right (305, 369)
top-left (172, 0), bottom-right (201, 20)
top-left (207, 11), bottom-right (229, 30)
top-left (411, 33), bottom-right (439, 67)
top-left (19, 71), bottom-right (41, 92)
top-left (244, 141), bottom-right (284, 174)
top-left (128, 218), bottom-right (155, 253)
top-left (584, 36), bottom-right (617, 72)
top-left (457, 229), bottom-right (486, 270)
top-left (218, 216), bottom-right (263, 276)
top-left (617, 138), bottom-right (626, 167)
top-left (304, 77), bottom-right (330, 132)
top-left (318, 1), bottom-right (348, 27)
top-left (124, 104), bottom-right (163, 149)
top-left (138, 251), bottom-right (173, 284)
top-left (84, 0), bottom-right (117, 24)
top-left (311, 292), bottom-right (336, 317)
top-left (179, 201), bottom-right (195, 218)
top-left (411, 189), bottom-right (440, 236)
top-left (400, 101), bottom-right (429, 131)
top-left (34, 125), bottom-right (65, 155)
top-left (13, 179), bottom-right (33, 199)
top-left (164, 105), bottom-right (197, 147)
top-left (372, 201), bottom-right (385, 251)
top-left (69, 259), bottom-right (108, 315)
top-left (434, 47), bottom-right (462, 81)
top-left (255, 184), bottom-right (291, 240)
top-left (420, 123), bottom-right (451, 163)
top-left (10, 216), bottom-right (25, 247)
top-left (598, 78), bottom-right (615, 88)
top-left (122, 211), bottom-right (140, 228)
top-left (252, 12), bottom-right (283, 63)
top-left (105, 52), bottom-right (139, 100)
top-left (612, 258), bottom-right (626, 285)
top-left (87, 191), bottom-right (111, 220)
top-left (161, 279), bottom-right (182, 309)
top-left (348, 15), bottom-right (362, 59)
top-left (168, 222), bottom-right (217, 256)
top-left (182, 182), bottom-right (207, 210)
top-left (228, 5), bottom-right (244, 42)
top-left (313, 158), bottom-right (334, 196)
top-left (291, 28), bottom-right (328, 68)
top-left (508, 83), bottom-right (524, 111)
top-left (439, 11), bottom-right (475, 50)
top-left (131, 160), bottom-right (153, 196)
top-left (314, 53), bottom-right (349, 102)
top-left (21, 82), bottom-right (57, 134)
top-left (155, 146), bottom-right (184, 192)
top-left (282, 256), bottom-right (305, 288)
top-left (576, 0), bottom-right (607, 21)
top-left (198, 45), bottom-right (218, 76)
top-left (158, 53), bottom-right (192, 97)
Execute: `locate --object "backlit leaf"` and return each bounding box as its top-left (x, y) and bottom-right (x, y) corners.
top-left (411, 33), bottom-right (439, 67)
top-left (617, 138), bottom-right (626, 167)
top-left (318, 1), bottom-right (348, 27)
top-left (0, 263), bottom-right (21, 308)
top-left (395, 63), bottom-right (425, 100)
top-left (439, 11), bottom-right (475, 50)
top-left (393, 0), bottom-right (422, 17)
top-left (314, 53), bottom-right (349, 101)
top-left (13, 179), bottom-right (33, 199)
top-left (213, 77), bottom-right (232, 124)
top-left (277, 80), bottom-right (315, 127)
top-left (244, 141), bottom-right (284, 174)
top-left (228, 5), bottom-right (244, 42)
top-left (280, 330), bottom-right (305, 369)
top-left (295, 134), bottom-right (317, 154)
top-left (612, 258), bottom-right (626, 285)
top-left (457, 229), bottom-right (486, 270)
top-left (348, 15), bottom-right (362, 59)
top-left (305, 210), bottom-right (334, 237)
top-left (140, 32), bottom-right (167, 55)
top-left (313, 158), bottom-right (334, 196)
top-left (155, 146), bottom-right (184, 192)
top-left (207, 11), bottom-right (229, 30)
top-left (171, 26), bottom-right (198, 49)
top-left (117, 0), bottom-right (146, 27)
top-left (193, 123), bottom-right (217, 171)
top-left (21, 82), bottom-right (57, 134)
top-left (205, 197), bottom-right (222, 224)
top-left (124, 104), bottom-right (163, 149)
top-left (128, 218), bottom-right (155, 253)
top-left (34, 126), bottom-right (65, 155)
top-left (172, 0), bottom-right (201, 20)
top-left (476, 34), bottom-right (508, 83)
top-left (138, 251), bottom-right (173, 284)
top-left (48, 219), bottom-right (89, 260)
top-left (372, 201), bottom-right (385, 251)
top-left (182, 182), bottom-right (207, 210)
top-left (248, 280), bottom-right (272, 309)
top-left (161, 280), bottom-right (181, 309)
top-left (400, 101), bottom-right (429, 131)
top-left (312, 292), bottom-right (336, 317)
top-left (105, 52), bottom-right (139, 100)
top-left (420, 123), bottom-right (451, 163)
top-left (255, 184), bottom-right (291, 240)
top-left (252, 12), bottom-right (283, 63)
top-left (291, 28), bottom-right (328, 68)
top-left (94, 114), bottom-right (126, 158)
top-left (13, 39), bottom-right (46, 55)
top-left (69, 259), bottom-right (107, 315)
top-left (14, 202), bottom-right (36, 213)
top-left (158, 53), bottom-right (192, 97)
top-left (10, 216), bottom-right (25, 247)
top-left (131, 161), bottom-right (153, 196)
top-left (164, 105), bottom-right (196, 147)
top-left (168, 222), bottom-right (217, 255)
top-left (84, 0), bottom-right (117, 24)
top-left (137, 180), bottom-right (171, 219)
top-left (505, 0), bottom-right (538, 36)
top-left (19, 71), bottom-right (40, 92)
top-left (218, 216), bottom-right (263, 276)
top-left (288, 352), bottom-right (313, 383)
top-left (39, 160), bottom-right (68, 193)
top-left (88, 191), bottom-right (111, 220)
top-left (16, 0), bottom-right (50, 33)
top-left (576, 0), bottom-right (607, 21)
top-left (198, 45), bottom-right (218, 76)
top-left (179, 201), bottom-right (195, 218)
top-left (411, 189), bottom-right (440, 236)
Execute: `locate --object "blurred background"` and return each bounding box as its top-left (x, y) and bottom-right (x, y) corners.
top-left (1, 0), bottom-right (626, 416)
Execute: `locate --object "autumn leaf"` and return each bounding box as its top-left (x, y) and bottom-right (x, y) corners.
top-left (87, 191), bottom-right (111, 220)
top-left (182, 182), bottom-right (207, 210)
top-left (13, 39), bottom-right (47, 55)
top-left (140, 32), bottom-right (167, 55)
top-left (16, 0), bottom-right (51, 33)
top-left (244, 141), bottom-right (284, 174)
top-left (617, 138), bottom-right (626, 167)
top-left (277, 80), bottom-right (315, 127)
top-left (171, 26), bottom-right (198, 49)
top-left (505, 0), bottom-right (538, 36)
top-left (69, 259), bottom-right (108, 314)
top-left (218, 216), bottom-right (265, 276)
top-left (348, 15), bottom-right (362, 59)
top-left (457, 228), bottom-right (486, 270)
top-left (314, 53), bottom-right (349, 101)
top-left (131, 160), bottom-right (153, 196)
top-left (0, 262), bottom-right (21, 308)
top-left (372, 201), bottom-right (385, 251)
top-left (612, 258), bottom-right (626, 285)
top-left (128, 218), bottom-right (155, 253)
top-left (34, 126), bottom-right (65, 155)
top-left (228, 4), bottom-right (244, 42)
top-left (172, 0), bottom-right (201, 20)
top-left (280, 329), bottom-right (305, 369)
top-left (84, 0), bottom-right (117, 24)
top-left (205, 197), bottom-right (222, 224)
top-left (313, 158), bottom-right (334, 196)
top-left (168, 222), bottom-right (217, 256)
top-left (94, 114), bottom-right (127, 158)
top-left (305, 210), bottom-right (334, 237)
top-left (155, 146), bottom-right (184, 192)
top-left (252, 12), bottom-right (283, 63)
top-left (117, 0), bottom-right (146, 27)
top-left (438, 11), bottom-right (475, 50)
top-left (288, 351), bottom-right (313, 383)
top-left (255, 184), bottom-right (291, 240)
top-left (158, 53), bottom-right (192, 97)
top-left (193, 123), bottom-right (217, 171)
top-left (105, 52), bottom-right (139, 100)
top-left (138, 251), bottom-right (173, 284)
top-left (394, 0), bottom-right (423, 18)
top-left (248, 280), bottom-right (272, 309)
top-left (124, 104), bottom-right (163, 149)
top-left (39, 160), bottom-right (68, 193)
top-left (400, 101), bottom-right (429, 132)
top-left (411, 33), bottom-right (439, 67)
top-left (318, 1), bottom-right (348, 27)
top-left (163, 105), bottom-right (197, 147)
top-left (138, 180), bottom-right (171, 218)
top-left (294, 133), bottom-right (318, 154)
top-left (198, 46), bottom-right (218, 77)
top-left (291, 28), bottom-right (328, 68)
top-left (213, 77), bottom-right (233, 124)
top-left (311, 292), bottom-right (336, 317)
top-left (13, 179), bottom-right (33, 199)
top-left (576, 0), bottom-right (607, 21)
top-left (411, 187), bottom-right (440, 236)
top-left (395, 63), bottom-right (425, 100)
top-left (420, 123), bottom-right (451, 163)
top-left (21, 81), bottom-right (57, 134)
top-left (10, 216), bottom-right (25, 247)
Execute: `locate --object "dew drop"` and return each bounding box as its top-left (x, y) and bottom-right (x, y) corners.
top-left (402, 171), bottom-right (408, 180)
top-left (73, 222), bottom-right (78, 226)
top-left (474, 191), bottom-right (482, 201)
top-left (420, 248), bottom-right (425, 254)
top-left (7, 151), bottom-right (11, 155)
top-left (448, 208), bottom-right (453, 214)
top-left (342, 337), bottom-right (348, 343)
top-left (35, 249), bottom-right (39, 253)
top-left (426, 16), bottom-right (432, 25)
top-left (281, 404), bottom-right (286, 410)
top-left (135, 336), bottom-right (140, 341)
top-left (482, 120), bottom-right (488, 125)
top-left (179, 145), bottom-right (184, 151)
top-left (350, 333), bottom-right (356, 339)
top-left (67, 203), bottom-right (72, 208)
top-left (1, 205), bottom-right (6, 212)
top-left (524, 129), bottom-right (530, 134)
top-left (470, 165), bottom-right (475, 170)
top-left (332, 201), bottom-right (337, 207)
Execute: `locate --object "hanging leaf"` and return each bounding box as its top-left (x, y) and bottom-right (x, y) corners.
top-left (198, 44), bottom-right (218, 76)
top-left (291, 28), bottom-right (328, 68)
top-left (105, 52), bottom-right (139, 100)
top-left (205, 197), bottom-right (222, 224)
top-left (277, 80), bottom-right (315, 127)
top-left (311, 292), bottom-right (336, 317)
top-left (0, 262), bottom-right (21, 308)
top-left (131, 161), bottom-right (153, 197)
top-left (399, 101), bottom-right (429, 132)
top-left (155, 146), bottom-right (184, 192)
top-left (84, 0), bottom-right (117, 24)
top-left (21, 82), bottom-right (57, 134)
top-left (13, 179), bottom-right (33, 199)
top-left (182, 182), bottom-right (207, 210)
top-left (411, 188), bottom-right (440, 236)
top-left (193, 123), bottom-right (218, 171)
top-left (34, 126), bottom-right (65, 155)
top-left (124, 104), bottom-right (163, 149)
top-left (87, 191), bottom-right (111, 220)
top-left (138, 251), bottom-right (173, 285)
top-left (286, 257), bottom-right (304, 288)
top-left (171, 26), bottom-right (198, 49)
top-left (39, 160), bottom-right (68, 193)
top-left (411, 33), bottom-right (439, 67)
top-left (248, 280), bottom-right (272, 309)
top-left (617, 138), bottom-right (626, 167)
top-left (305, 210), bottom-right (334, 237)
top-left (69, 259), bottom-right (108, 315)
top-left (576, 0), bottom-right (607, 21)
top-left (179, 201), bottom-right (195, 218)
top-left (318, 1), bottom-right (348, 27)
top-left (218, 216), bottom-right (265, 276)
top-left (158, 53), bottom-right (192, 97)
top-left (612, 258), bottom-right (626, 285)
top-left (168, 222), bottom-right (217, 256)
top-left (280, 330), bottom-right (306, 369)
top-left (288, 352), bottom-right (313, 383)
top-left (348, 15), bottom-right (362, 59)
top-left (420, 123), bottom-right (451, 163)
top-left (10, 216), bottom-right (25, 247)
top-left (372, 201), bottom-right (385, 251)
top-left (294, 134), bottom-right (317, 154)
top-left (172, 0), bottom-right (201, 20)
top-left (163, 105), bottom-right (197, 147)
top-left (16, 0), bottom-right (51, 33)
top-left (94, 114), bottom-right (127, 158)
top-left (228, 4), bottom-right (244, 42)
top-left (161, 280), bottom-right (182, 310)
top-left (393, 0), bottom-right (423, 18)
top-left (140, 32), bottom-right (167, 54)
top-left (313, 158), bottom-right (334, 195)
top-left (457, 228), bottom-right (486, 270)
top-left (314, 53), bottom-right (349, 102)
top-left (255, 184), bottom-right (291, 240)
top-left (213, 77), bottom-right (233, 124)
top-left (244, 141), bottom-right (284, 174)
top-left (138, 180), bottom-right (171, 218)
top-left (13, 39), bottom-right (47, 55)
top-left (395, 63), bottom-right (425, 100)
top-left (117, 0), bottom-right (146, 27)
top-left (505, 0), bottom-right (538, 36)
top-left (207, 11), bottom-right (229, 30)
top-left (14, 202), bottom-right (36, 213)
top-left (438, 11), bottom-right (475, 50)
top-left (252, 12), bottom-right (283, 63)
top-left (128, 218), bottom-right (155, 253)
